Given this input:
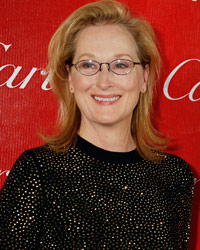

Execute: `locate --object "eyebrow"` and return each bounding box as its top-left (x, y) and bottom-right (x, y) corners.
top-left (77, 53), bottom-right (94, 60)
top-left (77, 53), bottom-right (134, 61)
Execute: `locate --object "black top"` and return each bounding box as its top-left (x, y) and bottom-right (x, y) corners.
top-left (0, 136), bottom-right (194, 249)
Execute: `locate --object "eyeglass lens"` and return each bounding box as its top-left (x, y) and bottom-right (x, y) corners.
top-left (75, 59), bottom-right (135, 76)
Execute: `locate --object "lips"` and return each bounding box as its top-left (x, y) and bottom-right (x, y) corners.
top-left (93, 96), bottom-right (120, 102)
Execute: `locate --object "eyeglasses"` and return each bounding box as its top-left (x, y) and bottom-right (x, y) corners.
top-left (69, 59), bottom-right (144, 76)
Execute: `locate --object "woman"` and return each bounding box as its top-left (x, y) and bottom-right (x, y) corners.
top-left (0, 0), bottom-right (193, 249)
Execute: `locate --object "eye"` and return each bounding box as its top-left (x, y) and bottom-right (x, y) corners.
top-left (112, 60), bottom-right (130, 69)
top-left (79, 60), bottom-right (97, 69)
top-left (115, 63), bottom-right (128, 69)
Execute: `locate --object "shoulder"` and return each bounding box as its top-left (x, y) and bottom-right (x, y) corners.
top-left (3, 145), bottom-right (62, 187)
top-left (14, 144), bottom-right (63, 167)
top-left (22, 144), bottom-right (56, 158)
top-left (161, 153), bottom-right (192, 173)
top-left (1, 144), bottom-right (70, 196)
top-left (9, 144), bottom-right (52, 170)
top-left (158, 153), bottom-right (194, 189)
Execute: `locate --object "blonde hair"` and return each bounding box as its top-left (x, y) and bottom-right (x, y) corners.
top-left (45, 0), bottom-right (167, 161)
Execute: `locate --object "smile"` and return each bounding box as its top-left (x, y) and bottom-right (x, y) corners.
top-left (93, 96), bottom-right (121, 102)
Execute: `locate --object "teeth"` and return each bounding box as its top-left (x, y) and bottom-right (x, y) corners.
top-left (94, 96), bottom-right (120, 102)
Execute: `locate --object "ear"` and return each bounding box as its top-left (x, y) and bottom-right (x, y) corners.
top-left (66, 65), bottom-right (74, 93)
top-left (141, 64), bottom-right (149, 93)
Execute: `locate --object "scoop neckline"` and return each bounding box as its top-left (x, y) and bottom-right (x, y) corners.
top-left (76, 135), bottom-right (143, 164)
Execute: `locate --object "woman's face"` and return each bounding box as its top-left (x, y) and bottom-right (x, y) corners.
top-left (68, 24), bottom-right (149, 129)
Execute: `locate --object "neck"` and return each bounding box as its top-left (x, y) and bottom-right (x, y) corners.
top-left (78, 120), bottom-right (136, 152)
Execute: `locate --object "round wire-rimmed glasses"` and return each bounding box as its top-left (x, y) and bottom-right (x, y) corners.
top-left (69, 59), bottom-right (144, 76)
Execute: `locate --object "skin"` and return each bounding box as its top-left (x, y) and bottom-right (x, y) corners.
top-left (68, 24), bottom-right (149, 152)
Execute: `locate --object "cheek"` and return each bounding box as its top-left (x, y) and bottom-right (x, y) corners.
top-left (69, 74), bottom-right (81, 92)
top-left (122, 77), bottom-right (141, 93)
top-left (122, 77), bottom-right (143, 104)
top-left (70, 74), bottom-right (92, 92)
top-left (126, 73), bottom-right (146, 93)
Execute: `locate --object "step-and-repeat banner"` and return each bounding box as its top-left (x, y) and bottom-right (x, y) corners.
top-left (1, 0), bottom-right (200, 248)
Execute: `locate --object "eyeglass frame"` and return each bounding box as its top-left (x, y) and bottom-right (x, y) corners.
top-left (68, 59), bottom-right (146, 76)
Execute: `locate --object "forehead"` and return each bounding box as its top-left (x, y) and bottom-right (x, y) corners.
top-left (74, 24), bottom-right (138, 60)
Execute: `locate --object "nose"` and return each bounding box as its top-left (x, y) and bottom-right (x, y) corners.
top-left (95, 64), bottom-right (114, 90)
top-left (99, 63), bottom-right (110, 72)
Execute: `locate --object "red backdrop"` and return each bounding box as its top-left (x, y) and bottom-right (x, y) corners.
top-left (1, 0), bottom-right (200, 248)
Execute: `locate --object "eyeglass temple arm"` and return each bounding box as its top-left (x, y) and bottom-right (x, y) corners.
top-left (134, 62), bottom-right (147, 68)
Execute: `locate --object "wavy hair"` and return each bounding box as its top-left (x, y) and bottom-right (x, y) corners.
top-left (44, 0), bottom-right (167, 161)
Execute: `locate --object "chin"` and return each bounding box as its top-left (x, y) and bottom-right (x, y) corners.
top-left (93, 117), bottom-right (121, 126)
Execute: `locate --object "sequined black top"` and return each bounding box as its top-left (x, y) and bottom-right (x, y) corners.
top-left (0, 136), bottom-right (194, 250)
